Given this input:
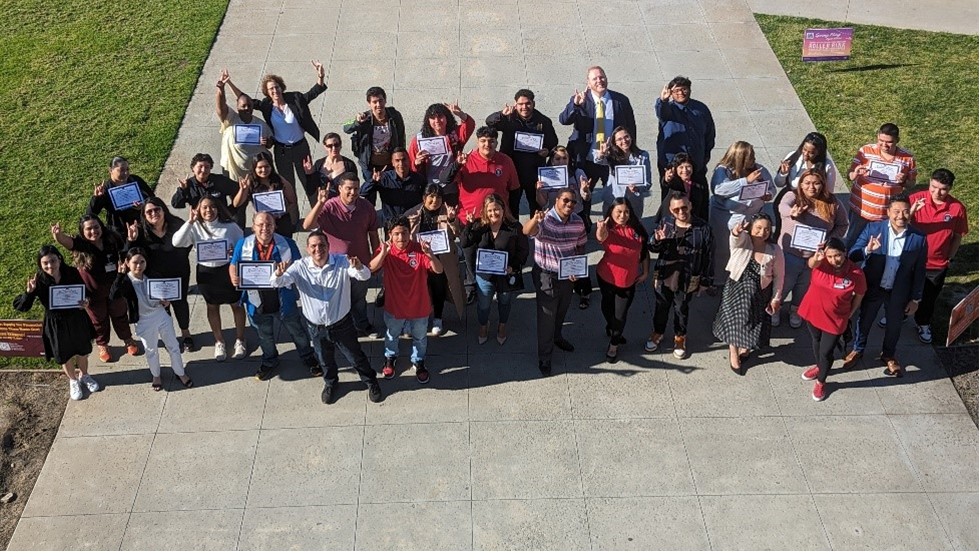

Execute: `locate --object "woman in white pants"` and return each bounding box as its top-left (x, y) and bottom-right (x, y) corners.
top-left (110, 247), bottom-right (193, 391)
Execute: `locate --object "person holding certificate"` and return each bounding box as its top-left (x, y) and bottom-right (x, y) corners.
top-left (775, 170), bottom-right (848, 329)
top-left (302, 132), bottom-right (359, 205)
top-left (657, 153), bottom-right (708, 223)
top-left (51, 216), bottom-right (139, 363)
top-left (845, 123), bottom-right (917, 246)
top-left (535, 146), bottom-right (592, 217)
top-left (405, 184), bottom-right (466, 335)
top-left (233, 151), bottom-right (299, 237)
top-left (172, 196), bottom-right (247, 362)
top-left (461, 194), bottom-right (529, 345)
top-left (712, 214), bottom-right (784, 375)
top-left (797, 238), bottom-right (866, 402)
top-left (170, 153), bottom-right (242, 228)
top-left (127, 198), bottom-right (195, 352)
top-left (708, 141), bottom-right (774, 284)
top-left (485, 89), bottom-right (559, 216)
top-left (600, 126), bottom-right (651, 218)
top-left (523, 189), bottom-right (588, 376)
top-left (215, 69), bottom-right (272, 184)
top-left (646, 192), bottom-right (714, 360)
top-left (368, 217), bottom-right (444, 384)
top-left (230, 213), bottom-right (320, 381)
top-left (14, 246), bottom-right (97, 401)
top-left (595, 198), bottom-right (649, 362)
top-left (109, 248), bottom-right (193, 391)
top-left (771, 132), bottom-right (837, 239)
top-left (407, 102), bottom-right (475, 205)
top-left (343, 86), bottom-right (407, 186)
top-left (87, 156), bottom-right (156, 235)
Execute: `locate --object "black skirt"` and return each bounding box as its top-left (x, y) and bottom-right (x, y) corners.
top-left (197, 264), bottom-right (241, 305)
top-left (713, 259), bottom-right (773, 350)
top-left (44, 309), bottom-right (95, 364)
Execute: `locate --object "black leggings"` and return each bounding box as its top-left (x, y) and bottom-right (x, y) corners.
top-left (807, 321), bottom-right (841, 383)
top-left (598, 276), bottom-right (636, 345)
top-left (428, 271), bottom-right (448, 319)
top-left (170, 298), bottom-right (190, 331)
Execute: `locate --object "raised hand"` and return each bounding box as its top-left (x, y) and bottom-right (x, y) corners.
top-left (456, 151), bottom-right (468, 166)
top-left (348, 255), bottom-right (362, 270)
top-left (445, 204), bottom-right (457, 221)
top-left (866, 233), bottom-right (883, 253)
top-left (414, 150), bottom-right (429, 166)
top-left (50, 222), bottom-right (62, 240)
top-left (811, 247), bottom-right (826, 264)
top-left (910, 197), bottom-right (926, 215)
top-left (217, 68), bottom-right (230, 87)
top-left (534, 208), bottom-right (548, 223)
top-left (465, 210), bottom-right (475, 225)
top-left (746, 168), bottom-right (763, 183)
top-left (356, 111), bottom-right (368, 123)
top-left (573, 88), bottom-right (586, 106)
top-left (302, 155), bottom-right (313, 175)
top-left (850, 166), bottom-right (867, 181)
top-left (25, 274), bottom-right (37, 293)
top-left (789, 202), bottom-right (808, 218)
top-left (420, 240), bottom-right (433, 256)
top-left (188, 207), bottom-right (199, 223)
top-left (444, 101), bottom-right (464, 118)
top-left (238, 177), bottom-right (249, 191)
top-left (178, 177), bottom-right (189, 189)
top-left (654, 224), bottom-right (668, 241)
top-left (93, 182), bottom-right (106, 197)
top-left (117, 259), bottom-right (128, 273)
top-left (372, 165), bottom-right (387, 182)
top-left (275, 260), bottom-right (290, 277)
top-left (597, 137), bottom-right (611, 159)
top-left (316, 187), bottom-right (328, 205)
top-left (664, 167), bottom-right (675, 182)
top-left (660, 83), bottom-right (671, 101)
top-left (579, 175), bottom-right (592, 194)
top-left (501, 103), bottom-right (514, 117)
top-left (310, 59), bottom-right (325, 79)
top-left (779, 159), bottom-right (791, 175)
top-left (126, 221), bottom-right (139, 242)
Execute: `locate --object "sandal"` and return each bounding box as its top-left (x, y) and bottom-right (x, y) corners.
top-left (151, 377), bottom-right (163, 392)
top-left (606, 343), bottom-right (619, 364)
top-left (179, 376), bottom-right (194, 388)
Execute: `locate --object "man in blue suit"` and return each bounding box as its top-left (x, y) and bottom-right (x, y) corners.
top-left (845, 194), bottom-right (927, 377)
top-left (558, 66), bottom-right (636, 232)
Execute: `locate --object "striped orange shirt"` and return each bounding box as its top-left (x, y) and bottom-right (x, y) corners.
top-left (848, 143), bottom-right (917, 221)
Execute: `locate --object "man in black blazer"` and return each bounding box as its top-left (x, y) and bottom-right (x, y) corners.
top-left (558, 66), bottom-right (636, 231)
top-left (845, 195), bottom-right (927, 377)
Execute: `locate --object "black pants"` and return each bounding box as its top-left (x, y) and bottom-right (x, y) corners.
top-left (533, 266), bottom-right (573, 364)
top-left (170, 298), bottom-right (190, 331)
top-left (598, 276), bottom-right (636, 345)
top-left (807, 321), bottom-right (840, 383)
top-left (580, 161), bottom-right (610, 231)
top-left (428, 271), bottom-right (448, 319)
top-left (914, 268), bottom-right (947, 327)
top-left (306, 314), bottom-right (378, 387)
top-left (510, 180), bottom-right (541, 218)
top-left (273, 140), bottom-right (312, 206)
top-left (653, 285), bottom-right (691, 337)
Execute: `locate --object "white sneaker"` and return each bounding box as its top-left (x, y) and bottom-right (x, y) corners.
top-left (431, 318), bottom-right (443, 336)
top-left (232, 339), bottom-right (247, 360)
top-left (68, 379), bottom-right (83, 401)
top-left (789, 311), bottom-right (803, 329)
top-left (214, 341), bottom-right (227, 362)
top-left (771, 313), bottom-right (781, 327)
top-left (80, 374), bottom-right (100, 393)
top-left (917, 324), bottom-right (933, 344)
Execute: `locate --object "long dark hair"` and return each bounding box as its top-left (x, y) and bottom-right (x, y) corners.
top-left (420, 103), bottom-right (459, 139)
top-left (246, 150), bottom-right (283, 192)
top-left (73, 214), bottom-right (123, 270)
top-left (606, 126), bottom-right (642, 167)
top-left (35, 245), bottom-right (66, 285)
top-left (139, 197), bottom-right (182, 237)
top-left (785, 132), bottom-right (828, 177)
top-left (603, 197), bottom-right (649, 259)
top-left (195, 195), bottom-right (235, 238)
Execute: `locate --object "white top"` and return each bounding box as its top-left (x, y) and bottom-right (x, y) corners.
top-left (172, 220), bottom-right (244, 267)
top-left (607, 151), bottom-right (652, 200)
top-left (128, 273), bottom-right (163, 319)
top-left (773, 152), bottom-right (838, 193)
top-left (269, 104), bottom-right (305, 145)
top-left (270, 255), bottom-right (371, 326)
top-left (219, 110), bottom-right (271, 180)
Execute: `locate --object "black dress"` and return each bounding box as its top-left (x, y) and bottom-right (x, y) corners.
top-left (712, 259), bottom-right (773, 350)
top-left (13, 267), bottom-right (96, 364)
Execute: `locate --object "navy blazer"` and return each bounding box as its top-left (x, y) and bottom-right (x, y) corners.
top-left (848, 220), bottom-right (927, 301)
top-left (558, 90), bottom-right (636, 165)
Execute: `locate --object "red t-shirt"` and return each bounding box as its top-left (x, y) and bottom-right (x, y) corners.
top-left (597, 224), bottom-right (644, 287)
top-left (381, 241), bottom-right (432, 319)
top-left (798, 260), bottom-right (867, 335)
top-left (909, 190), bottom-right (969, 271)
top-left (455, 151), bottom-right (520, 223)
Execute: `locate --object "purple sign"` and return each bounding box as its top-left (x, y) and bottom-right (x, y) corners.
top-left (803, 27), bottom-right (854, 62)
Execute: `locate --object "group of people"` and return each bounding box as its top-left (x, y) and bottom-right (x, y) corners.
top-left (15, 63), bottom-right (968, 405)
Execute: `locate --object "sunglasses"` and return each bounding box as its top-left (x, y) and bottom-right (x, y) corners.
top-left (325, 143), bottom-right (341, 149)
top-left (560, 198), bottom-right (578, 205)
top-left (145, 207), bottom-right (163, 214)
top-left (670, 206), bottom-right (689, 213)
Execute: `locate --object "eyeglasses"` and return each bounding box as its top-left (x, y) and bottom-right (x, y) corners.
top-left (672, 87), bottom-right (690, 93)
top-left (325, 143), bottom-right (341, 149)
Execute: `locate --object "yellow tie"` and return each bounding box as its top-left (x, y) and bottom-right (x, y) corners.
top-left (595, 97), bottom-right (605, 145)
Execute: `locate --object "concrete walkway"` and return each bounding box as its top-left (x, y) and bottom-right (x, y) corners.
top-left (9, 0), bottom-right (979, 549)
top-left (748, 0), bottom-right (979, 35)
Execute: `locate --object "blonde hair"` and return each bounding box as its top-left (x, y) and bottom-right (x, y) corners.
top-left (479, 194), bottom-right (515, 226)
top-left (717, 141), bottom-right (757, 179)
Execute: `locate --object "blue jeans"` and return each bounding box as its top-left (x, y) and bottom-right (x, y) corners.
top-left (383, 311), bottom-right (428, 363)
top-left (475, 274), bottom-right (513, 326)
top-left (248, 308), bottom-right (316, 367)
top-left (306, 314), bottom-right (377, 386)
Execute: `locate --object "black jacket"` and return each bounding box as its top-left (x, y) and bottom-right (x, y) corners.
top-left (108, 272), bottom-right (142, 324)
top-left (343, 107), bottom-right (407, 178)
top-left (253, 83), bottom-right (327, 144)
top-left (485, 109), bottom-right (559, 186)
top-left (460, 220), bottom-right (530, 280)
top-left (170, 174), bottom-right (238, 211)
top-left (558, 90), bottom-right (637, 166)
top-left (87, 176), bottom-right (156, 235)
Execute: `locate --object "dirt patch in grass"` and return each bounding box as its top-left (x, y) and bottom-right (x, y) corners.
top-left (936, 344), bottom-right (979, 429)
top-left (0, 371), bottom-right (67, 549)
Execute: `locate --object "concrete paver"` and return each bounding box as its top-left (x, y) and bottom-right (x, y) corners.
top-left (10, 0), bottom-right (979, 548)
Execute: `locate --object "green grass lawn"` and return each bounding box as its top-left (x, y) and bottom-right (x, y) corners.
top-left (757, 14), bottom-right (979, 345)
top-left (0, 0), bottom-right (228, 366)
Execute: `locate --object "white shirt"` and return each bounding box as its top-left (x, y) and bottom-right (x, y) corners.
top-left (270, 255), bottom-right (370, 326)
top-left (880, 224), bottom-right (907, 290)
top-left (269, 104), bottom-right (305, 145)
top-left (587, 91), bottom-right (614, 164)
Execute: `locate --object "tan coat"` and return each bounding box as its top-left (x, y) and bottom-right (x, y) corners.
top-left (405, 203), bottom-right (466, 319)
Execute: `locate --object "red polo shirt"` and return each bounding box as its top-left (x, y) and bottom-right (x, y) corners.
top-left (455, 151), bottom-right (520, 223)
top-left (597, 224), bottom-right (644, 287)
top-left (909, 191), bottom-right (969, 271)
top-left (381, 241), bottom-right (432, 319)
top-left (798, 260), bottom-right (867, 335)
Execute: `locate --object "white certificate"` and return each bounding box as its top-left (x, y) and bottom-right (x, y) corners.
top-left (868, 160), bottom-right (901, 183)
top-left (197, 239), bottom-right (230, 263)
top-left (253, 190), bottom-right (286, 215)
top-left (233, 124), bottom-right (262, 145)
top-left (147, 278), bottom-right (182, 301)
top-left (107, 182), bottom-right (144, 211)
top-left (790, 224), bottom-right (827, 252)
top-left (475, 249), bottom-right (508, 275)
top-left (538, 165), bottom-right (568, 189)
top-left (738, 181), bottom-right (770, 201)
top-left (417, 229), bottom-right (451, 255)
top-left (418, 136), bottom-right (449, 156)
top-left (237, 262), bottom-right (275, 289)
top-left (514, 131), bottom-right (544, 153)
top-left (49, 284), bottom-right (85, 310)
top-left (614, 165), bottom-right (648, 187)
top-left (558, 255), bottom-right (589, 280)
